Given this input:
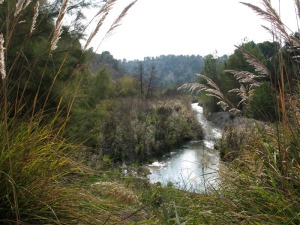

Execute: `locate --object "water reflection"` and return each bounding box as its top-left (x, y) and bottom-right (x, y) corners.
top-left (148, 103), bottom-right (221, 193)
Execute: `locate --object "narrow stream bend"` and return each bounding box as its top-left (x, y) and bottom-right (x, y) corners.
top-left (148, 103), bottom-right (222, 193)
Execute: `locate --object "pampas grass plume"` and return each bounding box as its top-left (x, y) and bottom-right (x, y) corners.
top-left (51, 0), bottom-right (69, 52)
top-left (14, 0), bottom-right (32, 17)
top-left (106, 0), bottom-right (137, 37)
top-left (30, 1), bottom-right (39, 35)
top-left (0, 34), bottom-right (5, 80)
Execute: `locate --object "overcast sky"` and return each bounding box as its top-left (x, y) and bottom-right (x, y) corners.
top-left (83, 0), bottom-right (299, 60)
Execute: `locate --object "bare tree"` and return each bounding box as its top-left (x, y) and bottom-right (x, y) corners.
top-left (145, 64), bottom-right (156, 99)
top-left (138, 61), bottom-right (144, 95)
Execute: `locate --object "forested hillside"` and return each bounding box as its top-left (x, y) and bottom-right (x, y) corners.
top-left (90, 52), bottom-right (229, 89)
top-left (120, 54), bottom-right (222, 87)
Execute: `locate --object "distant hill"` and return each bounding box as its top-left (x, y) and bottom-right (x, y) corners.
top-left (90, 52), bottom-right (228, 88)
top-left (120, 55), bottom-right (206, 87)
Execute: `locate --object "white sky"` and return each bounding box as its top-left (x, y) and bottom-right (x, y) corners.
top-left (83, 0), bottom-right (299, 60)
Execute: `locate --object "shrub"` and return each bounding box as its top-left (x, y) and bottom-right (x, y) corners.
top-left (99, 98), bottom-right (203, 162)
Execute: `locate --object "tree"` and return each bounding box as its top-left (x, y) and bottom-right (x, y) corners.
top-left (0, 0), bottom-right (90, 114)
top-left (114, 76), bottom-right (139, 97)
top-left (90, 69), bottom-right (112, 102)
top-left (138, 61), bottom-right (144, 95)
top-left (246, 82), bottom-right (277, 121)
top-left (198, 54), bottom-right (226, 113)
top-left (145, 64), bottom-right (157, 99)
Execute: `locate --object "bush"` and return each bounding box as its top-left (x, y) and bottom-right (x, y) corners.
top-left (99, 98), bottom-right (203, 163)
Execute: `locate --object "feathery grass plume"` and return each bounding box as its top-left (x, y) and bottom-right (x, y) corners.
top-left (84, 0), bottom-right (117, 50)
top-left (241, 0), bottom-right (300, 47)
top-left (84, 12), bottom-right (109, 50)
top-left (179, 74), bottom-right (233, 111)
top-left (106, 0), bottom-right (137, 37)
top-left (225, 70), bottom-right (260, 108)
top-left (14, 0), bottom-right (32, 17)
top-left (51, 0), bottom-right (69, 52)
top-left (96, 0), bottom-right (117, 17)
top-left (235, 45), bottom-right (270, 76)
top-left (178, 82), bottom-right (207, 94)
top-left (217, 101), bottom-right (229, 111)
top-left (15, 0), bottom-right (26, 17)
top-left (295, 0), bottom-right (300, 20)
top-left (229, 107), bottom-right (241, 114)
top-left (224, 45), bottom-right (271, 107)
top-left (30, 1), bottom-right (39, 35)
top-left (238, 84), bottom-right (248, 106)
top-left (225, 70), bottom-right (262, 88)
top-left (0, 34), bottom-right (5, 80)
top-left (198, 74), bottom-right (225, 99)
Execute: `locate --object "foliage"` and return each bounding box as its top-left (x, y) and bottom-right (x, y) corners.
top-left (221, 41), bottom-right (268, 107)
top-left (89, 51), bottom-right (126, 76)
top-left (198, 92), bottom-right (219, 115)
top-left (65, 69), bottom-right (113, 148)
top-left (246, 81), bottom-right (277, 121)
top-left (0, 0), bottom-right (89, 114)
top-left (113, 76), bottom-right (140, 97)
top-left (100, 98), bottom-right (203, 163)
top-left (198, 54), bottom-right (226, 114)
top-left (90, 69), bottom-right (112, 101)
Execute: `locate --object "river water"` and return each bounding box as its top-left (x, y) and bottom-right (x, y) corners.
top-left (148, 103), bottom-right (222, 193)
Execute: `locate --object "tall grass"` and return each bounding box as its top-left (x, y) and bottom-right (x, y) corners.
top-left (0, 117), bottom-right (79, 224)
top-left (0, 0), bottom-right (140, 224)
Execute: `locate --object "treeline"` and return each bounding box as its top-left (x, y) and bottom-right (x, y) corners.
top-left (120, 54), bottom-right (218, 87)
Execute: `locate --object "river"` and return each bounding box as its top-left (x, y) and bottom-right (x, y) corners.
top-left (148, 103), bottom-right (222, 193)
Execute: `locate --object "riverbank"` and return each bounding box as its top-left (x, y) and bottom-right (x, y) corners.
top-left (204, 108), bottom-right (274, 161)
top-left (206, 111), bottom-right (255, 128)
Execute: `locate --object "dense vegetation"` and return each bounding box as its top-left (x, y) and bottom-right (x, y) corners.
top-left (192, 40), bottom-right (279, 121)
top-left (0, 0), bottom-right (299, 224)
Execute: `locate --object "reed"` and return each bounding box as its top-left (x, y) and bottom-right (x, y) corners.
top-left (29, 1), bottom-right (39, 35)
top-left (0, 33), bottom-right (5, 80)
